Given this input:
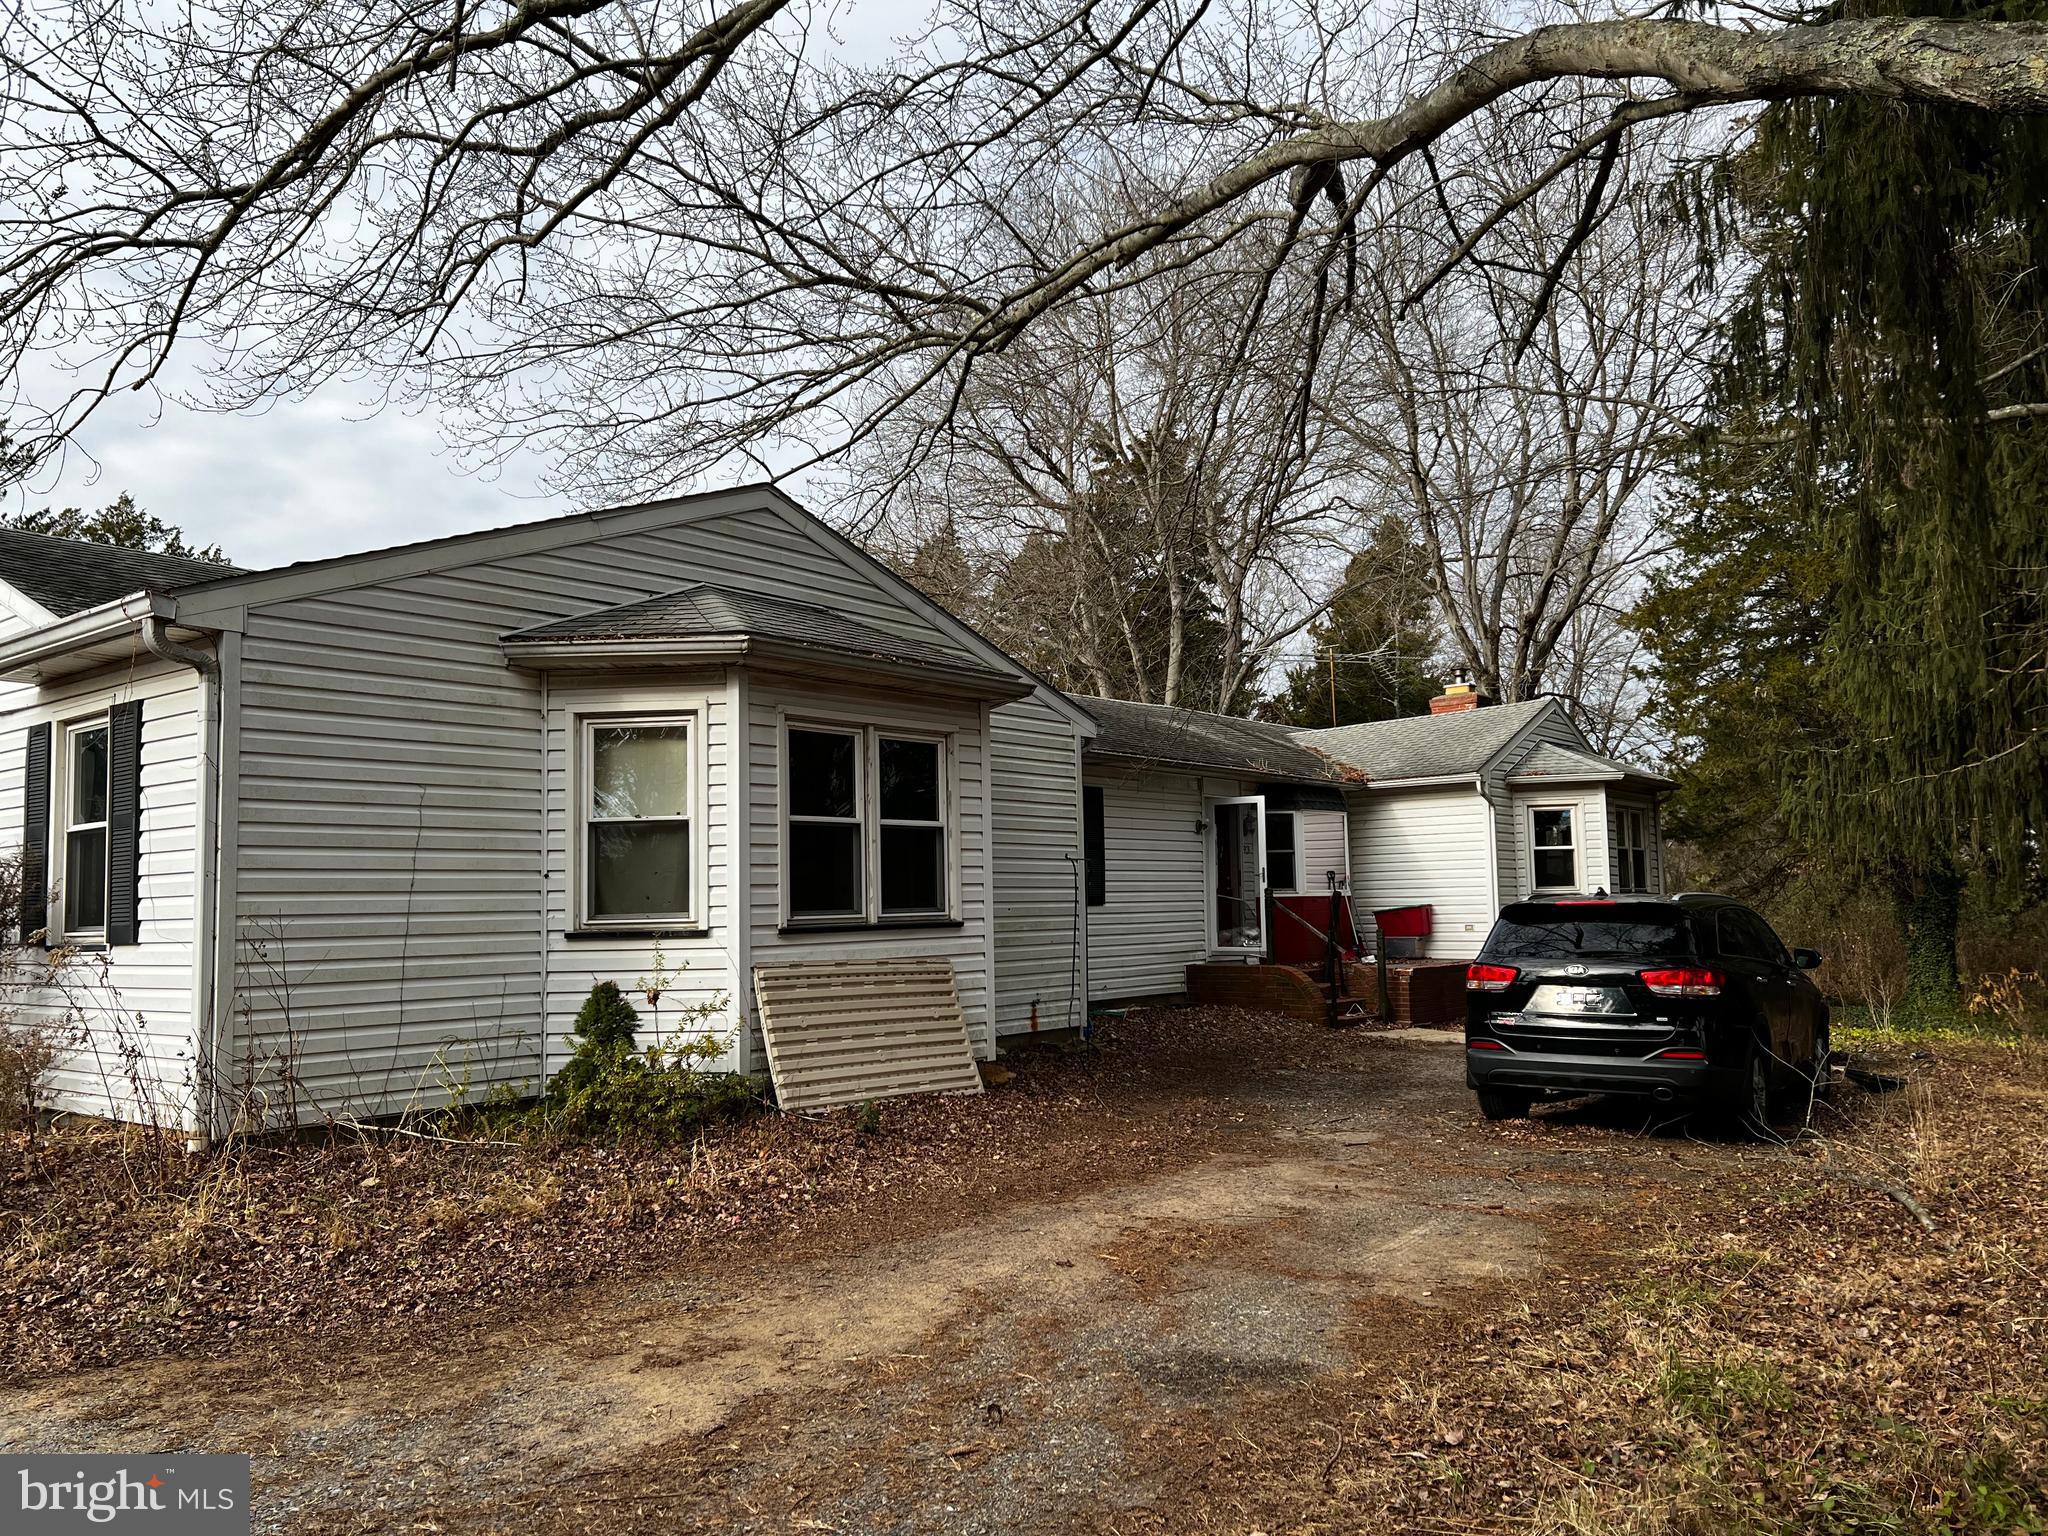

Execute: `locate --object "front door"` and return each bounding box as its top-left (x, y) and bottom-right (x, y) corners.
top-left (1209, 796), bottom-right (1267, 953)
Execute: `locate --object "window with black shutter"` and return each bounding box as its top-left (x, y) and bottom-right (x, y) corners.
top-left (19, 722), bottom-right (50, 944)
top-left (106, 700), bottom-right (144, 945)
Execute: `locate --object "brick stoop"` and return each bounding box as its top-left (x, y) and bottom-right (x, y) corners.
top-left (1348, 960), bottom-right (1466, 1027)
top-left (1186, 961), bottom-right (1331, 1023)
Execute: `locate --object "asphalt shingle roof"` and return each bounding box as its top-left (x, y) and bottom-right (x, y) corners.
top-left (1504, 740), bottom-right (1673, 785)
top-left (1292, 697), bottom-right (1559, 783)
top-left (1078, 696), bottom-right (1353, 783)
top-left (0, 528), bottom-right (246, 618)
top-left (503, 582), bottom-right (1008, 677)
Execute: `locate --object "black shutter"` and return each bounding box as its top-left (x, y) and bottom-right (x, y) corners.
top-left (20, 722), bottom-right (50, 944)
top-left (1083, 785), bottom-right (1106, 908)
top-left (106, 700), bottom-right (143, 946)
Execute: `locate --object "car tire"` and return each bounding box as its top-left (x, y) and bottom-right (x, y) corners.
top-left (1730, 1045), bottom-right (1773, 1139)
top-left (1477, 1088), bottom-right (1533, 1121)
top-left (1806, 1021), bottom-right (1833, 1099)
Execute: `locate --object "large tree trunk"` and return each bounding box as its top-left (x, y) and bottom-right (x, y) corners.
top-left (1893, 860), bottom-right (1964, 1017)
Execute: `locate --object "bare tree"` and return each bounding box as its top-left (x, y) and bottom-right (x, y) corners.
top-left (1328, 88), bottom-right (1703, 749)
top-left (1, 0), bottom-right (2046, 487)
top-left (850, 206), bottom-right (1361, 710)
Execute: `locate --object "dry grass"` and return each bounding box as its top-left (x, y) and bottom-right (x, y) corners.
top-left (1113, 1035), bottom-right (2048, 1536)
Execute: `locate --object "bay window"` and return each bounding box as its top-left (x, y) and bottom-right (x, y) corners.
top-left (1618, 808), bottom-right (1650, 893)
top-left (786, 722), bottom-right (953, 925)
top-left (582, 719), bottom-right (693, 926)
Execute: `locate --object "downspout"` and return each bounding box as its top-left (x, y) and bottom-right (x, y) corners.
top-left (141, 615), bottom-right (221, 1152)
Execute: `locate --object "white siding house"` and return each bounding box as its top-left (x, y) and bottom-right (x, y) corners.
top-left (0, 492), bottom-right (1094, 1131)
top-left (0, 498), bottom-right (1669, 1130)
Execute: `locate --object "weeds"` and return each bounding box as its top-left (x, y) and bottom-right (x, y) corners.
top-left (536, 980), bottom-right (766, 1141)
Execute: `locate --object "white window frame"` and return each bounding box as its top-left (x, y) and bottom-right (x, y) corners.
top-left (784, 721), bottom-right (868, 922)
top-left (1527, 803), bottom-right (1581, 894)
top-left (1264, 809), bottom-right (1302, 895)
top-left (780, 715), bottom-right (960, 928)
top-left (574, 712), bottom-right (702, 932)
top-left (57, 713), bottom-right (112, 941)
top-left (875, 730), bottom-right (950, 918)
top-left (1617, 807), bottom-right (1650, 894)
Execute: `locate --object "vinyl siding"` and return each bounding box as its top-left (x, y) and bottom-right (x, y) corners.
top-left (1484, 703), bottom-right (1588, 909)
top-left (1348, 785), bottom-right (1495, 961)
top-left (0, 654), bottom-right (202, 1122)
top-left (1298, 810), bottom-right (1348, 891)
top-left (227, 498), bottom-right (989, 1120)
top-left (989, 691), bottom-right (1085, 1037)
top-left (743, 677), bottom-right (995, 1060)
top-left (1083, 765), bottom-right (1211, 1000)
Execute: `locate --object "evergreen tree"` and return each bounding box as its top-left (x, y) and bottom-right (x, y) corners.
top-left (3, 491), bottom-right (231, 563)
top-left (1267, 520), bottom-right (1441, 726)
top-left (1687, 12), bottom-right (2048, 1005)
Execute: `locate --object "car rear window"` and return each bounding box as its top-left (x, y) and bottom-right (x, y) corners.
top-left (1485, 904), bottom-right (1695, 959)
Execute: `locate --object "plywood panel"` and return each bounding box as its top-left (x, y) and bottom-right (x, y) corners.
top-left (753, 957), bottom-right (982, 1112)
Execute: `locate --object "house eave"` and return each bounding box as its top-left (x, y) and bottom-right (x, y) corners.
top-left (1082, 746), bottom-right (1352, 787)
top-left (501, 634), bottom-right (1033, 702)
top-left (0, 590), bottom-right (214, 684)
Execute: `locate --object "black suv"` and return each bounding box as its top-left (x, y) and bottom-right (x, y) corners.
top-left (1464, 894), bottom-right (1829, 1130)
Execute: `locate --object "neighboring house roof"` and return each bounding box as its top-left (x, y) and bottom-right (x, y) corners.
top-left (0, 527), bottom-right (247, 617)
top-left (1292, 697), bottom-right (1560, 783)
top-left (501, 581), bottom-right (1011, 679)
top-left (1080, 695), bottom-right (1354, 784)
top-left (1503, 740), bottom-right (1674, 787)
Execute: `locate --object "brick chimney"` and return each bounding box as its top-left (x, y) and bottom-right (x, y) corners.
top-left (1429, 667), bottom-right (1486, 715)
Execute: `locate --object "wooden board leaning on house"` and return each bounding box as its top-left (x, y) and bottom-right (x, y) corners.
top-left (752, 957), bottom-right (984, 1113)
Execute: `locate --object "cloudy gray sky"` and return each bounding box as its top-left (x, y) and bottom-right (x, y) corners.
top-left (4, 0), bottom-right (921, 572)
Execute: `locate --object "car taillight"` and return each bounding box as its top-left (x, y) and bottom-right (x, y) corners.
top-left (1639, 967), bottom-right (1724, 997)
top-left (1467, 963), bottom-right (1519, 992)
top-left (1653, 1047), bottom-right (1707, 1060)
top-left (1467, 1038), bottom-right (1506, 1050)
top-left (1555, 899), bottom-right (1615, 906)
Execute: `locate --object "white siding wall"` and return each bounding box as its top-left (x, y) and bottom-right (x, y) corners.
top-left (743, 678), bottom-right (995, 1057)
top-left (1485, 704), bottom-right (1589, 910)
top-left (1347, 786), bottom-right (1495, 962)
top-left (989, 691), bottom-right (1085, 1037)
top-left (0, 654), bottom-right (202, 1122)
top-left (1507, 786), bottom-right (1611, 900)
top-left (1083, 766), bottom-right (1210, 1000)
top-left (227, 500), bottom-right (988, 1119)
top-left (1298, 810), bottom-right (1348, 892)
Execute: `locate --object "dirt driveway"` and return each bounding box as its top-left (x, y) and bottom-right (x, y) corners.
top-left (2, 1019), bottom-right (1776, 1535)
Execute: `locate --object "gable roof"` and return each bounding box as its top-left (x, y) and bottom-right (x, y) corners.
top-left (1503, 740), bottom-right (1673, 787)
top-left (0, 527), bottom-right (247, 618)
top-left (502, 582), bottom-right (1010, 679)
top-left (1293, 697), bottom-right (1562, 783)
top-left (1081, 696), bottom-right (1353, 784)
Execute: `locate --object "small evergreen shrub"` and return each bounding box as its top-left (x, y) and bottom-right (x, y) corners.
top-left (546, 980), bottom-right (765, 1139)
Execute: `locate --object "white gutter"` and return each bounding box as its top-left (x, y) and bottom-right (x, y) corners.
top-left (1352, 772), bottom-right (1486, 791)
top-left (140, 613), bottom-right (223, 1151)
top-left (0, 591), bottom-right (168, 679)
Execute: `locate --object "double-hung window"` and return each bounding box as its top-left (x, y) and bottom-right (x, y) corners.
top-left (62, 718), bottom-right (111, 936)
top-left (1529, 806), bottom-right (1578, 892)
top-left (786, 723), bottom-right (952, 924)
top-left (1617, 809), bottom-right (1650, 893)
top-left (787, 727), bottom-right (865, 919)
top-left (583, 719), bottom-right (693, 926)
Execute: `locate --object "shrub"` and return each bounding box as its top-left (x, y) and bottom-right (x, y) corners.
top-left (0, 1022), bottom-right (56, 1134)
top-left (546, 980), bottom-right (765, 1139)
